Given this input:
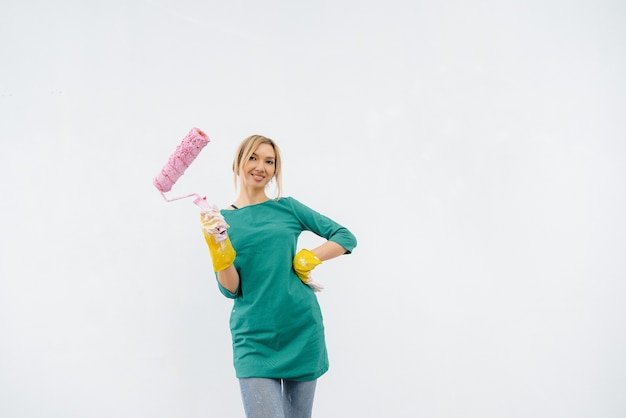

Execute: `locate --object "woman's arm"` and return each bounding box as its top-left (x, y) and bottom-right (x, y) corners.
top-left (293, 241), bottom-right (348, 292)
top-left (309, 240), bottom-right (349, 262)
top-left (216, 264), bottom-right (240, 294)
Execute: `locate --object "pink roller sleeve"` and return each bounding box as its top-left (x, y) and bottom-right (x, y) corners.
top-left (153, 128), bottom-right (210, 204)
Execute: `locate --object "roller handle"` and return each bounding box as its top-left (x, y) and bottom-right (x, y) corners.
top-left (193, 196), bottom-right (212, 211)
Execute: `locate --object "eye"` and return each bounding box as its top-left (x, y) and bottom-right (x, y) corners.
top-left (249, 155), bottom-right (257, 161)
top-left (266, 160), bottom-right (275, 165)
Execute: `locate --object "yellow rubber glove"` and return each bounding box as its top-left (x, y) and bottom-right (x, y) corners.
top-left (293, 249), bottom-right (324, 292)
top-left (201, 209), bottom-right (236, 272)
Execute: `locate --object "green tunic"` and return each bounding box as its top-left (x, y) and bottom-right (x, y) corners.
top-left (217, 197), bottom-right (357, 381)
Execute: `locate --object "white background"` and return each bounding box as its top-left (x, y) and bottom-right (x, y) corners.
top-left (1, 1), bottom-right (625, 417)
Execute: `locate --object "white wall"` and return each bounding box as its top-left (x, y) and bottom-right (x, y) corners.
top-left (1, 1), bottom-right (625, 417)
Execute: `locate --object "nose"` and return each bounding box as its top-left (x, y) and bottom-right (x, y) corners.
top-left (254, 160), bottom-right (265, 172)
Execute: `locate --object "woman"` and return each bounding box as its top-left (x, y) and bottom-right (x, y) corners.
top-left (200, 134), bottom-right (357, 418)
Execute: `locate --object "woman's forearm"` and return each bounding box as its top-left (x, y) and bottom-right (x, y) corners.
top-left (217, 264), bottom-right (240, 294)
top-left (310, 241), bottom-right (348, 262)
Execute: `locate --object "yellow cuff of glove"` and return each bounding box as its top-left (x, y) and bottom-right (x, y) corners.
top-left (203, 229), bottom-right (236, 272)
top-left (293, 249), bottom-right (322, 283)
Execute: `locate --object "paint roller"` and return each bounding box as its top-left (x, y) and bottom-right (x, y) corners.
top-left (153, 127), bottom-right (212, 210)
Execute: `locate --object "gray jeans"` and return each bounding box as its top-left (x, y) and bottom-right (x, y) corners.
top-left (239, 378), bottom-right (317, 418)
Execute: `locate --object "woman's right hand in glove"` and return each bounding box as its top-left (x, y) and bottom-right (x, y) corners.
top-left (200, 208), bottom-right (236, 272)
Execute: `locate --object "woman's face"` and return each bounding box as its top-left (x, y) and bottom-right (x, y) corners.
top-left (240, 143), bottom-right (276, 190)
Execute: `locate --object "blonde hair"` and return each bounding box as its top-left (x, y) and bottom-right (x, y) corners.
top-left (232, 135), bottom-right (283, 198)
